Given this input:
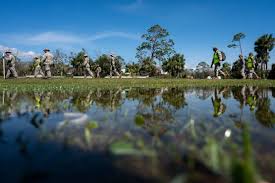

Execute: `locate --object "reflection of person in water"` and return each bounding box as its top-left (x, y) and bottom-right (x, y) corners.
top-left (211, 88), bottom-right (227, 117)
top-left (241, 86), bottom-right (258, 111)
top-left (246, 86), bottom-right (258, 111)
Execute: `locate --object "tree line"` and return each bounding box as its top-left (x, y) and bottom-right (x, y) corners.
top-left (1, 25), bottom-right (274, 79)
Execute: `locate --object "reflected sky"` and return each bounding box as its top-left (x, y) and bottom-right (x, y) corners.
top-left (0, 87), bottom-right (274, 183)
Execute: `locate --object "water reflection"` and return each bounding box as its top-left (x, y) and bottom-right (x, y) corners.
top-left (0, 87), bottom-right (274, 182)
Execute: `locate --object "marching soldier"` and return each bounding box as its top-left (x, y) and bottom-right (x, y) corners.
top-left (3, 50), bottom-right (18, 78)
top-left (109, 54), bottom-right (121, 78)
top-left (83, 54), bottom-right (94, 77)
top-left (42, 48), bottom-right (53, 79)
top-left (95, 64), bottom-right (102, 78)
top-left (239, 54), bottom-right (246, 79)
top-left (33, 56), bottom-right (44, 78)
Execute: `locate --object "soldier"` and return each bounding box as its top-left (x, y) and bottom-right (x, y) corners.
top-left (33, 56), bottom-right (44, 78)
top-left (41, 48), bottom-right (53, 79)
top-left (246, 53), bottom-right (259, 79)
top-left (211, 48), bottom-right (226, 78)
top-left (83, 54), bottom-right (94, 78)
top-left (3, 50), bottom-right (18, 78)
top-left (95, 64), bottom-right (102, 78)
top-left (109, 54), bottom-right (121, 78)
top-left (239, 54), bottom-right (246, 79)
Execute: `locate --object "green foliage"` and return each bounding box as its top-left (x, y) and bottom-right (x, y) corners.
top-left (231, 126), bottom-right (258, 183)
top-left (228, 32), bottom-right (246, 55)
top-left (70, 49), bottom-right (87, 68)
top-left (139, 57), bottom-right (160, 76)
top-left (221, 62), bottom-right (231, 76)
top-left (94, 54), bottom-right (124, 77)
top-left (135, 114), bottom-right (145, 126)
top-left (268, 64), bottom-right (275, 79)
top-left (125, 62), bottom-right (141, 76)
top-left (52, 49), bottom-right (69, 76)
top-left (233, 33), bottom-right (246, 42)
top-left (136, 24), bottom-right (175, 65)
top-left (162, 54), bottom-right (185, 77)
top-left (194, 61), bottom-right (212, 79)
top-left (231, 59), bottom-right (243, 79)
top-left (254, 34), bottom-right (275, 70)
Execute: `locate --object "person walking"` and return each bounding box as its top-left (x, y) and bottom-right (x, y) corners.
top-left (246, 53), bottom-right (259, 79)
top-left (42, 48), bottom-right (53, 79)
top-left (33, 56), bottom-right (44, 78)
top-left (238, 54), bottom-right (246, 79)
top-left (83, 54), bottom-right (94, 78)
top-left (211, 48), bottom-right (226, 78)
top-left (109, 54), bottom-right (121, 78)
top-left (3, 50), bottom-right (18, 78)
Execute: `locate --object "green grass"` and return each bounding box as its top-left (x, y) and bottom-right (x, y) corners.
top-left (0, 78), bottom-right (274, 91)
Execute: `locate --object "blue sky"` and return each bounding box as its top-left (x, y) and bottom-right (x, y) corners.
top-left (0, 0), bottom-right (274, 68)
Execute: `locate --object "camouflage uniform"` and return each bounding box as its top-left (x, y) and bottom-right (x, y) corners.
top-left (33, 57), bottom-right (44, 78)
top-left (3, 51), bottom-right (18, 78)
top-left (109, 55), bottom-right (120, 77)
top-left (42, 49), bottom-right (53, 78)
top-left (83, 54), bottom-right (94, 77)
top-left (239, 55), bottom-right (246, 79)
top-left (95, 65), bottom-right (102, 78)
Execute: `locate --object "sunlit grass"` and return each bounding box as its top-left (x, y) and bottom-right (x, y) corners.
top-left (0, 78), bottom-right (274, 91)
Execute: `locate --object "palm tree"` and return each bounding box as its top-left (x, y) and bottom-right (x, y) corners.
top-left (254, 34), bottom-right (275, 71)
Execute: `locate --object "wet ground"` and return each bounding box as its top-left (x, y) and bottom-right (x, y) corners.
top-left (0, 86), bottom-right (274, 183)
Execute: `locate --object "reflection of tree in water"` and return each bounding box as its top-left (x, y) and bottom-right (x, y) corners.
top-left (91, 88), bottom-right (124, 112)
top-left (162, 87), bottom-right (187, 109)
top-left (0, 91), bottom-right (18, 118)
top-left (255, 94), bottom-right (275, 128)
top-left (128, 88), bottom-right (176, 138)
top-left (195, 88), bottom-right (214, 100)
top-left (126, 88), bottom-right (161, 107)
top-left (71, 91), bottom-right (94, 112)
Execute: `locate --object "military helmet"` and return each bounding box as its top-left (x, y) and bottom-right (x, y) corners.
top-left (110, 53), bottom-right (116, 57)
top-left (5, 49), bottom-right (12, 53)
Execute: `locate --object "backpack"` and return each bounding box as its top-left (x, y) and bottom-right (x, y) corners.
top-left (221, 51), bottom-right (226, 61)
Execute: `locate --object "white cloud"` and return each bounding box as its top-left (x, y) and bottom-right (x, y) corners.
top-left (0, 45), bottom-right (37, 58)
top-left (88, 32), bottom-right (140, 41)
top-left (2, 31), bottom-right (140, 46)
top-left (27, 32), bottom-right (84, 44)
top-left (116, 0), bottom-right (144, 12)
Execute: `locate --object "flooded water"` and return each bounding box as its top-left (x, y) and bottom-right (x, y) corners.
top-left (0, 87), bottom-right (274, 183)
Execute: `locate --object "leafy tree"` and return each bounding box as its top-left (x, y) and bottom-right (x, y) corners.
top-left (139, 57), bottom-right (159, 76)
top-left (136, 24), bottom-right (175, 66)
top-left (254, 34), bottom-right (275, 71)
top-left (125, 62), bottom-right (141, 76)
top-left (228, 33), bottom-right (246, 55)
top-left (69, 49), bottom-right (94, 76)
top-left (162, 53), bottom-right (185, 77)
top-left (221, 62), bottom-right (231, 76)
top-left (52, 49), bottom-right (68, 76)
top-left (195, 61), bottom-right (212, 79)
top-left (268, 64), bottom-right (275, 79)
top-left (231, 59), bottom-right (243, 79)
top-left (94, 54), bottom-right (124, 77)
